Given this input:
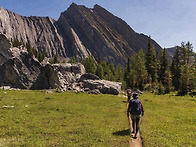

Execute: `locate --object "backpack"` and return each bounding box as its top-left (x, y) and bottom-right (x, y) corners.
top-left (129, 99), bottom-right (141, 115)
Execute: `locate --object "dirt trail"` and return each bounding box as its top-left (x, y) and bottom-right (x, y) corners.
top-left (119, 94), bottom-right (143, 146)
top-left (128, 117), bottom-right (142, 147)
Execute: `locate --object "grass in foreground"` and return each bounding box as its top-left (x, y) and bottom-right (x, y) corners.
top-left (0, 90), bottom-right (129, 146)
top-left (140, 92), bottom-right (196, 146)
top-left (1, 90), bottom-right (195, 146)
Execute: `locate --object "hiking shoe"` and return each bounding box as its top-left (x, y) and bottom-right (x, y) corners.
top-left (134, 134), bottom-right (137, 139)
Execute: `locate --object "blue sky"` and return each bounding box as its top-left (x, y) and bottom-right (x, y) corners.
top-left (0, 0), bottom-right (195, 52)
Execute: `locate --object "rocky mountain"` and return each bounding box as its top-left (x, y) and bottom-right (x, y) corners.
top-left (0, 33), bottom-right (121, 94)
top-left (166, 46), bottom-right (178, 58)
top-left (0, 3), bottom-right (162, 66)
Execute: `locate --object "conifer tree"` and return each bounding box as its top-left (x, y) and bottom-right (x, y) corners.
top-left (124, 58), bottom-right (132, 88)
top-left (69, 56), bottom-right (76, 63)
top-left (171, 47), bottom-right (181, 90)
top-left (96, 63), bottom-right (104, 79)
top-left (164, 69), bottom-right (172, 93)
top-left (135, 49), bottom-right (148, 90)
top-left (181, 42), bottom-right (188, 65)
top-left (185, 41), bottom-right (194, 64)
top-left (189, 63), bottom-right (196, 91)
top-left (159, 48), bottom-right (169, 85)
top-left (81, 55), bottom-right (97, 74)
top-left (178, 64), bottom-right (190, 95)
top-left (116, 64), bottom-right (124, 82)
top-left (145, 36), bottom-right (158, 83)
top-left (53, 54), bottom-right (59, 64)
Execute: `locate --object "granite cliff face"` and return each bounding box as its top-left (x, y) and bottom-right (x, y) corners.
top-left (0, 3), bottom-right (162, 66)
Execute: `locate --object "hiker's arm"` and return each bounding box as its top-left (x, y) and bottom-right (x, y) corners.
top-left (140, 101), bottom-right (144, 116)
top-left (127, 102), bottom-right (131, 117)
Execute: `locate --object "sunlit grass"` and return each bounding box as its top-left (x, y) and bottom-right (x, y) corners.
top-left (0, 90), bottom-right (129, 146)
top-left (140, 92), bottom-right (196, 146)
top-left (0, 90), bottom-right (195, 146)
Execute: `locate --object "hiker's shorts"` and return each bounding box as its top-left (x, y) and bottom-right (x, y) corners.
top-left (131, 114), bottom-right (141, 119)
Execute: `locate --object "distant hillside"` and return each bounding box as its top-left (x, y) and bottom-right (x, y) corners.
top-left (0, 3), bottom-right (163, 66)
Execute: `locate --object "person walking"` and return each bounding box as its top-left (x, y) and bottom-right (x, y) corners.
top-left (126, 88), bottom-right (132, 102)
top-left (127, 92), bottom-right (144, 138)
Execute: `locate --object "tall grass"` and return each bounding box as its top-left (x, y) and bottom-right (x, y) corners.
top-left (140, 92), bottom-right (196, 146)
top-left (0, 90), bottom-right (129, 146)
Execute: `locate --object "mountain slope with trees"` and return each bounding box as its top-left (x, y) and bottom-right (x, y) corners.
top-left (82, 37), bottom-right (195, 95)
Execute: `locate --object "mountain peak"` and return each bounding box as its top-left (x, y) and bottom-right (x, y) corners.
top-left (0, 3), bottom-right (162, 66)
top-left (70, 2), bottom-right (78, 7)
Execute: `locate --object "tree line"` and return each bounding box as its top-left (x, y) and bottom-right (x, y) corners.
top-left (81, 37), bottom-right (196, 95)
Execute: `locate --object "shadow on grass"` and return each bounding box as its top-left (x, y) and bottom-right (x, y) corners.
top-left (112, 129), bottom-right (130, 136)
top-left (122, 100), bottom-right (128, 103)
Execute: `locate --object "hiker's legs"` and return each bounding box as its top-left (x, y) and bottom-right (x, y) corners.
top-left (135, 117), bottom-right (140, 136)
top-left (128, 96), bottom-right (131, 102)
top-left (131, 118), bottom-right (136, 133)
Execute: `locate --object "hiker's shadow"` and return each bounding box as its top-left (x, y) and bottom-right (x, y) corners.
top-left (112, 129), bottom-right (130, 136)
top-left (122, 100), bottom-right (128, 103)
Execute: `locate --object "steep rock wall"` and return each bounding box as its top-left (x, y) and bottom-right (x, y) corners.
top-left (0, 3), bottom-right (163, 66)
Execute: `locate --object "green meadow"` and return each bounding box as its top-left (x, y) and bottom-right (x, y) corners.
top-left (140, 92), bottom-right (196, 146)
top-left (0, 90), bottom-right (195, 146)
top-left (0, 90), bottom-right (129, 146)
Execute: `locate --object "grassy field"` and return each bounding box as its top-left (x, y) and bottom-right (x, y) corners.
top-left (140, 92), bottom-right (196, 146)
top-left (0, 90), bottom-right (129, 146)
top-left (0, 90), bottom-right (195, 146)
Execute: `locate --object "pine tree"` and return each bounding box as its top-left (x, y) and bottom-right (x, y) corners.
top-left (81, 55), bottom-right (97, 74)
top-left (26, 42), bottom-right (32, 53)
top-left (116, 64), bottom-right (124, 82)
top-left (135, 50), bottom-right (148, 90)
top-left (96, 63), bottom-right (104, 79)
top-left (157, 82), bottom-right (164, 95)
top-left (69, 56), bottom-right (76, 63)
top-left (171, 47), bottom-right (181, 90)
top-left (189, 63), bottom-right (196, 91)
top-left (145, 36), bottom-right (158, 83)
top-left (185, 41), bottom-right (194, 65)
top-left (164, 69), bottom-right (172, 93)
top-left (12, 39), bottom-right (22, 47)
top-left (159, 48), bottom-right (169, 85)
top-left (124, 58), bottom-right (132, 88)
top-left (181, 42), bottom-right (188, 65)
top-left (53, 54), bottom-right (59, 64)
top-left (178, 64), bottom-right (190, 95)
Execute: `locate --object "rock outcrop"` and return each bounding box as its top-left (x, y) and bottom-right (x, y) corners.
top-left (0, 46), bottom-right (121, 94)
top-left (0, 3), bottom-right (162, 66)
top-left (0, 34), bottom-right (12, 65)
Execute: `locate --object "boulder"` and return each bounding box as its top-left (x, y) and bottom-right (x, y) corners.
top-left (52, 63), bottom-right (85, 90)
top-left (53, 63), bottom-right (85, 75)
top-left (0, 52), bottom-right (42, 89)
top-left (0, 48), bottom-right (122, 94)
top-left (79, 73), bottom-right (100, 81)
top-left (83, 79), bottom-right (121, 95)
top-left (30, 64), bottom-right (60, 90)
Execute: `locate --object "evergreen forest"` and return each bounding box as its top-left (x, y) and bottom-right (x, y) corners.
top-left (80, 37), bottom-right (196, 96)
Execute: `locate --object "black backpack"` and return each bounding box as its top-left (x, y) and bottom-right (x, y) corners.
top-left (129, 99), bottom-right (141, 115)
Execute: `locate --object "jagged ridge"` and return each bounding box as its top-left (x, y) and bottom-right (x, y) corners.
top-left (0, 3), bottom-right (162, 66)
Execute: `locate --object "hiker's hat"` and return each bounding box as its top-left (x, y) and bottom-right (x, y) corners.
top-left (133, 92), bottom-right (138, 99)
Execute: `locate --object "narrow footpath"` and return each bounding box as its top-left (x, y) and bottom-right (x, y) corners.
top-left (119, 94), bottom-right (143, 146)
top-left (128, 117), bottom-right (142, 147)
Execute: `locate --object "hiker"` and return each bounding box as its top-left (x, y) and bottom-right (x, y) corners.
top-left (126, 88), bottom-right (132, 102)
top-left (127, 92), bottom-right (144, 138)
